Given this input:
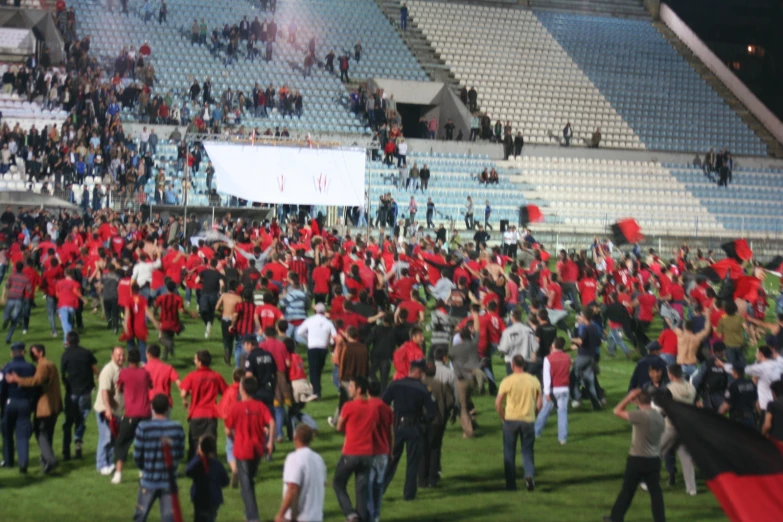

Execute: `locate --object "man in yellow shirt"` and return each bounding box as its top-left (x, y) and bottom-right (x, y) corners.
top-left (495, 354), bottom-right (542, 491)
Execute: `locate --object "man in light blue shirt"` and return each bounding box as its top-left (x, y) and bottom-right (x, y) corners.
top-left (164, 184), bottom-right (179, 205)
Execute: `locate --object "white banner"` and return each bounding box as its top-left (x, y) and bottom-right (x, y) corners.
top-left (205, 143), bottom-right (366, 206)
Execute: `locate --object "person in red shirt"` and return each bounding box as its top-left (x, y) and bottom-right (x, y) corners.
top-left (633, 282), bottom-right (658, 351)
top-left (657, 328), bottom-right (678, 366)
top-left (577, 269), bottom-right (598, 308)
top-left (218, 368), bottom-right (244, 482)
top-left (367, 379), bottom-right (393, 520)
top-left (547, 273), bottom-right (564, 310)
top-left (224, 376), bottom-right (275, 522)
top-left (112, 348), bottom-right (152, 484)
top-left (390, 268), bottom-right (416, 304)
top-left (55, 269), bottom-right (84, 345)
top-left (260, 325), bottom-right (292, 442)
top-left (20, 258), bottom-right (40, 334)
top-left (180, 350), bottom-right (228, 461)
top-left (155, 279), bottom-right (187, 360)
top-left (312, 258), bottom-right (331, 303)
top-left (394, 291), bottom-right (425, 324)
top-left (42, 257), bottom-right (65, 336)
top-left (335, 376), bottom-right (377, 522)
top-left (392, 327), bottom-right (425, 380)
top-left (144, 344), bottom-right (181, 406)
top-left (254, 293), bottom-right (283, 333)
top-left (122, 283), bottom-right (159, 363)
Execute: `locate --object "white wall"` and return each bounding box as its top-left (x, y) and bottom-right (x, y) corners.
top-left (660, 3), bottom-right (783, 148)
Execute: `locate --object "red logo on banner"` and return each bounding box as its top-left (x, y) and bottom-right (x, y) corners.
top-left (278, 175), bottom-right (285, 192)
top-left (313, 173), bottom-right (330, 193)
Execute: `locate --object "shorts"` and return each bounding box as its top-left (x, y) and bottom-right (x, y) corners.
top-left (115, 416), bottom-right (147, 462)
top-left (291, 379), bottom-right (314, 403)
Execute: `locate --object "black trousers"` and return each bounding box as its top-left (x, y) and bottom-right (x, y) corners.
top-left (384, 425), bottom-right (424, 500)
top-left (198, 293), bottom-right (218, 324)
top-left (35, 415), bottom-right (58, 468)
top-left (370, 358), bottom-right (391, 394)
top-left (188, 418), bottom-right (218, 461)
top-left (104, 298), bottom-right (119, 332)
top-left (610, 456), bottom-right (665, 522)
top-left (221, 318), bottom-right (234, 364)
top-left (419, 422), bottom-right (445, 487)
top-left (237, 458), bottom-right (260, 522)
top-left (635, 320), bottom-right (651, 351)
top-left (333, 454), bottom-right (371, 520)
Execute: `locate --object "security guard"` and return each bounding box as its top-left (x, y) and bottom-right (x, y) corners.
top-left (693, 342), bottom-right (730, 411)
top-left (719, 362), bottom-right (758, 428)
top-left (1, 342), bottom-right (36, 473)
top-left (242, 335), bottom-right (277, 412)
top-left (382, 358), bottom-right (436, 501)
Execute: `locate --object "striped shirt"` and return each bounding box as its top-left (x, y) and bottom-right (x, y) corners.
top-left (6, 272), bottom-right (31, 300)
top-left (282, 287), bottom-right (308, 321)
top-left (156, 292), bottom-right (183, 332)
top-left (234, 301), bottom-right (257, 336)
top-left (133, 418), bottom-right (186, 489)
top-left (289, 257), bottom-right (308, 285)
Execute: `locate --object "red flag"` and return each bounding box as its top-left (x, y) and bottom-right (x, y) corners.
top-left (610, 218), bottom-right (643, 246)
top-left (722, 239), bottom-right (752, 262)
top-left (733, 275), bottom-right (762, 301)
top-left (519, 205), bottom-right (543, 226)
top-left (700, 257), bottom-right (744, 283)
top-left (162, 440), bottom-right (184, 522)
top-left (657, 393), bottom-right (783, 522)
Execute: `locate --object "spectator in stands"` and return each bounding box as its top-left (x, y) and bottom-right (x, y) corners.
top-left (563, 122), bottom-right (573, 147)
top-left (514, 132), bottom-right (524, 158)
top-left (470, 113), bottom-right (479, 142)
top-left (503, 132), bottom-right (513, 160)
top-left (200, 19), bottom-right (208, 45)
top-left (396, 139), bottom-right (407, 167)
top-left (339, 55), bottom-right (350, 83)
top-left (191, 19), bottom-right (200, 44)
top-left (325, 50), bottom-right (335, 74)
top-left (484, 201), bottom-right (492, 230)
top-left (143, 0), bottom-right (153, 22)
top-left (354, 42), bottom-right (362, 62)
top-left (303, 52), bottom-right (314, 78)
top-left (479, 168), bottom-right (488, 185)
top-left (460, 86), bottom-right (468, 106)
top-left (493, 120), bottom-right (502, 143)
top-left (407, 163), bottom-right (419, 192)
top-left (465, 196), bottom-right (475, 230)
top-left (265, 40), bottom-right (274, 62)
top-left (468, 86), bottom-right (477, 112)
top-left (419, 164), bottom-right (430, 191)
top-left (703, 148), bottom-right (715, 178)
top-left (444, 119), bottom-right (455, 140)
top-left (158, 1), bottom-right (167, 23)
top-left (589, 127), bottom-right (601, 148)
top-left (489, 168), bottom-right (499, 185)
top-left (427, 117), bottom-right (438, 140)
top-left (400, 3), bottom-right (408, 30)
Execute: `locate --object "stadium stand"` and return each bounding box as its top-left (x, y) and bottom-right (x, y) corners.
top-left (536, 11), bottom-right (768, 156)
top-left (532, 0), bottom-right (648, 19)
top-left (72, 0), bottom-right (426, 133)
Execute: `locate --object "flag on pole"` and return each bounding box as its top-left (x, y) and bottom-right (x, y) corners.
top-left (721, 239), bottom-right (753, 262)
top-left (699, 257), bottom-right (744, 283)
top-left (657, 392), bottom-right (783, 522)
top-left (519, 204), bottom-right (544, 226)
top-left (610, 218), bottom-right (643, 246)
top-left (162, 440), bottom-right (184, 522)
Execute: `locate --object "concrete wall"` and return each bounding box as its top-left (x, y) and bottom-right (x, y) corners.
top-left (660, 3), bottom-right (783, 148)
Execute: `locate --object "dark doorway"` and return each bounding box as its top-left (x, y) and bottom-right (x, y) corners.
top-left (397, 103), bottom-right (435, 139)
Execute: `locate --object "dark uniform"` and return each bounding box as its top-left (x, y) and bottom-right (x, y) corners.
top-left (419, 373), bottom-right (454, 488)
top-left (725, 370), bottom-right (758, 428)
top-left (693, 355), bottom-right (730, 411)
top-left (1, 344), bottom-right (36, 471)
top-left (382, 363), bottom-right (436, 501)
top-left (244, 338), bottom-right (277, 411)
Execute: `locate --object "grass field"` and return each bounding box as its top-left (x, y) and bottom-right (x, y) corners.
top-left (0, 290), bottom-right (748, 522)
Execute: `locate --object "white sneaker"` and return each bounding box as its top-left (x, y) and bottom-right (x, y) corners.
top-left (205, 323), bottom-right (211, 338)
top-left (640, 482), bottom-right (648, 492)
top-left (686, 490), bottom-right (697, 496)
top-left (111, 471), bottom-right (122, 484)
top-left (559, 440), bottom-right (567, 445)
top-left (22, 329), bottom-right (27, 335)
top-left (571, 401), bottom-right (581, 408)
top-left (327, 416), bottom-right (336, 428)
top-left (138, 471), bottom-right (144, 479)
top-left (99, 465), bottom-right (115, 476)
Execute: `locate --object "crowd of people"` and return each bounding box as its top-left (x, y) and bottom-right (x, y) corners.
top-left (701, 148), bottom-right (734, 187)
top-left (0, 199), bottom-right (782, 521)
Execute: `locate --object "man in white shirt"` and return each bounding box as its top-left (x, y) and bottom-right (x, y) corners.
top-left (275, 424), bottom-right (326, 522)
top-left (295, 303), bottom-right (337, 398)
top-left (130, 251), bottom-right (162, 298)
top-left (139, 126), bottom-right (150, 154)
top-left (498, 310), bottom-right (538, 375)
top-left (745, 345), bottom-right (783, 411)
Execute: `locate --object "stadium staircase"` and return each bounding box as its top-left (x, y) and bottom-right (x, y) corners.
top-left (376, 0), bottom-right (462, 92)
top-left (654, 21), bottom-right (783, 159)
top-left (531, 0), bottom-right (648, 19)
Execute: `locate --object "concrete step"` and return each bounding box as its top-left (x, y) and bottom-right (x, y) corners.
top-left (655, 22), bottom-right (783, 158)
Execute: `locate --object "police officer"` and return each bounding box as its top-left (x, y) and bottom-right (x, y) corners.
top-left (0, 342), bottom-right (36, 473)
top-left (719, 362), bottom-right (758, 428)
top-left (382, 358), bottom-right (436, 501)
top-left (242, 335), bottom-right (277, 412)
top-left (693, 342), bottom-right (730, 411)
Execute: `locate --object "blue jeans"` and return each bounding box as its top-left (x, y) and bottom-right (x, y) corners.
top-left (63, 393), bottom-right (92, 455)
top-left (534, 390), bottom-right (569, 442)
top-left (225, 435), bottom-right (235, 464)
top-left (127, 339), bottom-right (148, 363)
top-left (660, 353), bottom-right (676, 366)
top-left (95, 412), bottom-right (114, 470)
top-left (368, 454), bottom-right (388, 521)
top-left (274, 405), bottom-right (286, 440)
top-left (234, 339), bottom-right (244, 370)
top-left (573, 355), bottom-right (600, 406)
top-left (59, 306), bottom-right (75, 344)
top-left (607, 328), bottom-right (631, 357)
top-left (0, 263), bottom-right (6, 286)
top-left (3, 298), bottom-right (23, 342)
top-left (46, 295), bottom-right (57, 334)
top-left (134, 486), bottom-right (174, 522)
top-left (502, 420), bottom-right (535, 489)
top-left (682, 364), bottom-right (697, 380)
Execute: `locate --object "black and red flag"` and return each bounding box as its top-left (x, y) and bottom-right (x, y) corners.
top-left (657, 392), bottom-right (783, 522)
top-left (519, 205), bottom-right (544, 226)
top-left (699, 257), bottom-right (744, 283)
top-left (733, 275), bottom-right (762, 301)
top-left (610, 218), bottom-right (643, 246)
top-left (721, 239), bottom-right (753, 262)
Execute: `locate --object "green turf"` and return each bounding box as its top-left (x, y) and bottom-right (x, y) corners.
top-left (0, 292), bottom-right (750, 522)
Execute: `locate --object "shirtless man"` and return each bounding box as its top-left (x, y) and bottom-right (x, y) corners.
top-left (215, 280), bottom-right (242, 364)
top-left (666, 316), bottom-right (711, 381)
